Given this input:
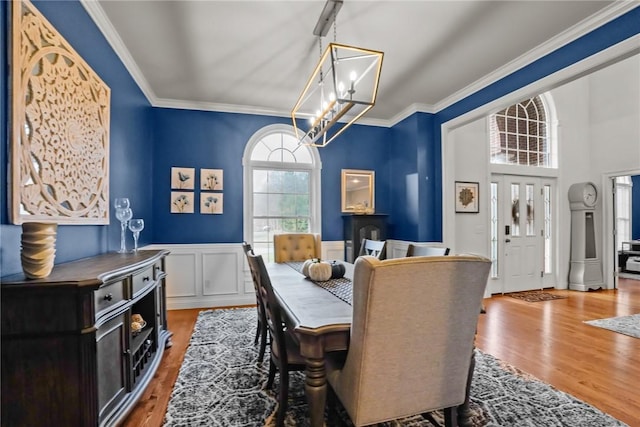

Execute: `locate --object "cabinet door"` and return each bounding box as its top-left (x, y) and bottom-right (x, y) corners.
top-left (96, 311), bottom-right (129, 424)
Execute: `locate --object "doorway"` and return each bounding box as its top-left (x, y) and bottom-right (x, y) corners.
top-left (611, 173), bottom-right (639, 288)
top-left (490, 174), bottom-right (556, 294)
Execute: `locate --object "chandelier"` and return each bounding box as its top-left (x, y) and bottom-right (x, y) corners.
top-left (292, 1), bottom-right (383, 147)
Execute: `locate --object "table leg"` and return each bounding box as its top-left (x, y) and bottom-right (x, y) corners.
top-left (304, 357), bottom-right (327, 427)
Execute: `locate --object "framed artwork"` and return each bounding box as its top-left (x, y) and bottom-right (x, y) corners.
top-left (455, 181), bottom-right (479, 213)
top-left (201, 168), bottom-right (223, 191)
top-left (10, 0), bottom-right (111, 224)
top-left (201, 193), bottom-right (223, 214)
top-left (171, 167), bottom-right (195, 190)
top-left (171, 192), bottom-right (194, 213)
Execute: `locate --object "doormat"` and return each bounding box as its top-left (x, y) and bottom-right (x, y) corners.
top-left (505, 290), bottom-right (567, 302)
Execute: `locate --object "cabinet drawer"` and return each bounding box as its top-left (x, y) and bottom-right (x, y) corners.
top-left (132, 266), bottom-right (154, 296)
top-left (95, 281), bottom-right (126, 315)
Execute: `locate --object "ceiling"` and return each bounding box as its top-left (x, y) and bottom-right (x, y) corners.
top-left (84, 0), bottom-right (626, 126)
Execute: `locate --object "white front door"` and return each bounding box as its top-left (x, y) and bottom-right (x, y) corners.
top-left (490, 175), bottom-right (555, 293)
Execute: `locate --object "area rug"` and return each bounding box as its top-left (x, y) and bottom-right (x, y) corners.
top-left (505, 290), bottom-right (567, 302)
top-left (584, 313), bottom-right (640, 339)
top-left (163, 308), bottom-right (626, 427)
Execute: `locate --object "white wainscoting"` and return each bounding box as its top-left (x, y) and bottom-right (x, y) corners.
top-left (145, 241), bottom-right (345, 310)
top-left (145, 240), bottom-right (468, 310)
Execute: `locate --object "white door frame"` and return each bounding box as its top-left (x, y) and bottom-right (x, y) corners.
top-left (441, 36), bottom-right (639, 291)
top-left (601, 168), bottom-right (640, 289)
top-left (489, 174), bottom-right (557, 294)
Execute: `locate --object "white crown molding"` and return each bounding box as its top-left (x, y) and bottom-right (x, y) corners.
top-left (431, 0), bottom-right (639, 114)
top-left (82, 0), bottom-right (637, 129)
top-left (387, 103), bottom-right (437, 126)
top-left (153, 98), bottom-right (394, 130)
top-left (153, 98), bottom-right (292, 118)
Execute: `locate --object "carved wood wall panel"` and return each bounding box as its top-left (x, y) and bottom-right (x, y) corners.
top-left (11, 0), bottom-right (111, 224)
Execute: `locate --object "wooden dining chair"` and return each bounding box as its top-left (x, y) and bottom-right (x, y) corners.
top-left (242, 241), bottom-right (268, 361)
top-left (406, 244), bottom-right (450, 257)
top-left (358, 238), bottom-right (386, 259)
top-left (326, 255), bottom-right (491, 427)
top-left (246, 252), bottom-right (306, 427)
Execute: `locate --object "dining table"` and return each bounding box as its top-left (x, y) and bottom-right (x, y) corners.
top-left (265, 260), bottom-right (475, 427)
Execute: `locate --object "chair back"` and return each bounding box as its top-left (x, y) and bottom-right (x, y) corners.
top-left (328, 255), bottom-right (491, 426)
top-left (246, 253), bottom-right (289, 362)
top-left (273, 233), bottom-right (322, 263)
top-left (243, 241), bottom-right (267, 327)
top-left (358, 239), bottom-right (386, 259)
top-left (405, 244), bottom-right (450, 257)
top-left (242, 241), bottom-right (258, 287)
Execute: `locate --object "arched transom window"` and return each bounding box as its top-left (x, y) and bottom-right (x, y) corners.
top-left (489, 96), bottom-right (553, 167)
top-left (243, 124), bottom-right (321, 261)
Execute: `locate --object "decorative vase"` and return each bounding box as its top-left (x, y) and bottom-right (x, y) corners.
top-left (21, 222), bottom-right (57, 279)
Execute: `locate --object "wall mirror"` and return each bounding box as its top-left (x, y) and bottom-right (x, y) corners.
top-left (341, 169), bottom-right (375, 213)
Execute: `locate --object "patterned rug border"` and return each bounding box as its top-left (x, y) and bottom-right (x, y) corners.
top-left (584, 313), bottom-right (640, 339)
top-left (505, 290), bottom-right (568, 302)
top-left (163, 307), bottom-right (627, 427)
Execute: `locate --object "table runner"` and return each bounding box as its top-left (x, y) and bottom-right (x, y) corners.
top-left (285, 261), bottom-right (353, 305)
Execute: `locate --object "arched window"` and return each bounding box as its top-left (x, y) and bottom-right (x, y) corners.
top-left (489, 95), bottom-right (554, 167)
top-left (243, 124), bottom-right (322, 261)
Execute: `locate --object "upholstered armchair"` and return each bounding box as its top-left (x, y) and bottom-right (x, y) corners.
top-left (273, 233), bottom-right (321, 263)
top-left (326, 255), bottom-right (491, 427)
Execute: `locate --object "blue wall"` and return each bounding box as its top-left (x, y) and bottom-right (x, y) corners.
top-left (388, 113), bottom-right (437, 241)
top-left (151, 108), bottom-right (391, 243)
top-left (633, 175), bottom-right (640, 240)
top-left (2, 1), bottom-right (639, 276)
top-left (1, 1), bottom-right (154, 276)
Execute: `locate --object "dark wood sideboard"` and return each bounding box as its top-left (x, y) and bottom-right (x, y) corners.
top-left (1, 249), bottom-right (172, 427)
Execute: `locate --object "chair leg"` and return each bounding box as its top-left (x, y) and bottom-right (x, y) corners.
top-left (276, 368), bottom-right (289, 427)
top-left (254, 318), bottom-right (260, 345)
top-left (266, 358), bottom-right (276, 389)
top-left (258, 323), bottom-right (268, 361)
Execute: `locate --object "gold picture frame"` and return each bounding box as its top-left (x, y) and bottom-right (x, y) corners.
top-left (341, 169), bottom-right (375, 213)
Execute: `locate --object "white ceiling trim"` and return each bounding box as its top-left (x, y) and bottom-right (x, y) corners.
top-left (81, 0), bottom-right (637, 129)
top-left (387, 103), bottom-right (438, 126)
top-left (430, 0), bottom-right (639, 116)
top-left (153, 97), bottom-right (291, 118)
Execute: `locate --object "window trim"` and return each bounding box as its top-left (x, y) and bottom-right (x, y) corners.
top-left (242, 124), bottom-right (322, 247)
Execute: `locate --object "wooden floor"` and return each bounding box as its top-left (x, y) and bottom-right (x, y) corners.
top-left (122, 278), bottom-right (640, 427)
